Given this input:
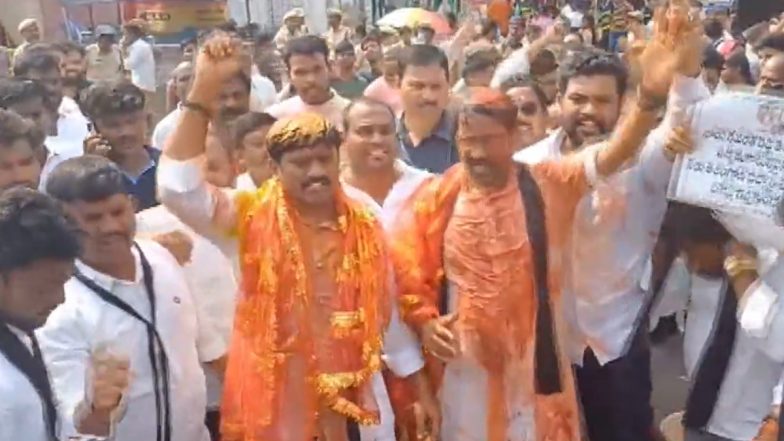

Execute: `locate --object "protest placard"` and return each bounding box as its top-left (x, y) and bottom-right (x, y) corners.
top-left (667, 92), bottom-right (784, 222)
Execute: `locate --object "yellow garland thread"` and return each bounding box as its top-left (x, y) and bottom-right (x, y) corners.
top-left (233, 177), bottom-right (387, 429)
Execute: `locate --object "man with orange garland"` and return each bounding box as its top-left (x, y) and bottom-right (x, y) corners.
top-left (157, 35), bottom-right (436, 441)
top-left (390, 4), bottom-right (702, 440)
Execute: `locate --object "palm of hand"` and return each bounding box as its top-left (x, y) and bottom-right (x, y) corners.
top-left (635, 1), bottom-right (700, 98)
top-left (637, 40), bottom-right (679, 98)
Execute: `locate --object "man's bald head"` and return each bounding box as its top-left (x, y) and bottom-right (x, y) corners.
top-left (172, 61), bottom-right (194, 101)
top-left (757, 53), bottom-right (784, 96)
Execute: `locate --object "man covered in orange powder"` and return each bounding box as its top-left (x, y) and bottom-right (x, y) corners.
top-left (157, 35), bottom-right (437, 441)
top-left (390, 4), bottom-right (700, 439)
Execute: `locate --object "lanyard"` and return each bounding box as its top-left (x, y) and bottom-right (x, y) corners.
top-left (0, 321), bottom-right (58, 441)
top-left (74, 243), bottom-right (171, 441)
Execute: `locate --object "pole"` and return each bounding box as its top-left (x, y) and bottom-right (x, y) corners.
top-left (88, 4), bottom-right (95, 30)
top-left (245, 0), bottom-right (251, 24)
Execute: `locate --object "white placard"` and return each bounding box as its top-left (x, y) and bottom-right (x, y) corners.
top-left (667, 92), bottom-right (784, 221)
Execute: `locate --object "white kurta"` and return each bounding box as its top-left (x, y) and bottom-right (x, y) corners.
top-left (0, 327), bottom-right (57, 441)
top-left (37, 240), bottom-right (211, 441)
top-left (157, 156), bottom-right (426, 440)
top-left (136, 205), bottom-right (237, 410)
top-left (654, 258), bottom-right (784, 440)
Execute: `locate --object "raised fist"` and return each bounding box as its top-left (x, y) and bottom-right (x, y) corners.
top-left (89, 350), bottom-right (130, 413)
top-left (188, 32), bottom-right (247, 112)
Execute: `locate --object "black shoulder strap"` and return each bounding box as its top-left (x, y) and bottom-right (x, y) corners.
top-left (73, 243), bottom-right (171, 441)
top-left (683, 279), bottom-right (738, 431)
top-left (0, 322), bottom-right (58, 440)
top-left (517, 164), bottom-right (562, 395)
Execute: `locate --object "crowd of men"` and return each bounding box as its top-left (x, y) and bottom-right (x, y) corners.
top-left (2, 0), bottom-right (784, 441)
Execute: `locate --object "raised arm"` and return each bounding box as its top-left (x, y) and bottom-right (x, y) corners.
top-left (595, 0), bottom-right (703, 177)
top-left (157, 34), bottom-right (246, 252)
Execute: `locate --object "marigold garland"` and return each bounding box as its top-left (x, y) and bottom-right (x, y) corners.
top-left (224, 177), bottom-right (390, 438)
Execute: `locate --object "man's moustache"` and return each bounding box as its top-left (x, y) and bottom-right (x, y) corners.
top-left (302, 177), bottom-right (330, 189)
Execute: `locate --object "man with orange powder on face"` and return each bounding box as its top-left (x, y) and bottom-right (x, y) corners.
top-left (157, 34), bottom-right (437, 441)
top-left (390, 3), bottom-right (702, 440)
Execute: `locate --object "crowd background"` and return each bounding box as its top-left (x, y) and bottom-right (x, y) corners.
top-left (0, 0), bottom-right (784, 441)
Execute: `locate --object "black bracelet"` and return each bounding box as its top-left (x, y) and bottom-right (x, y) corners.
top-left (181, 100), bottom-right (212, 119)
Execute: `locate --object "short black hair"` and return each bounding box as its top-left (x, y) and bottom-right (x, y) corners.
top-left (46, 155), bottom-right (129, 203)
top-left (255, 30), bottom-right (275, 46)
top-left (233, 112), bottom-right (277, 148)
top-left (689, 0), bottom-right (703, 8)
top-left (0, 109), bottom-right (45, 153)
top-left (180, 36), bottom-right (197, 50)
top-left (361, 32), bottom-right (382, 50)
top-left (283, 35), bottom-right (329, 68)
top-left (335, 40), bottom-right (355, 55)
top-left (669, 202), bottom-right (732, 246)
top-left (499, 74), bottom-right (549, 111)
top-left (81, 80), bottom-right (145, 121)
top-left (756, 32), bottom-right (784, 54)
top-left (558, 48), bottom-right (628, 96)
top-left (702, 45), bottom-right (724, 70)
top-left (12, 47), bottom-right (60, 77)
top-left (56, 40), bottom-right (86, 57)
top-left (0, 78), bottom-right (49, 109)
top-left (0, 187), bottom-right (81, 272)
top-left (215, 20), bottom-right (239, 34)
top-left (462, 50), bottom-right (498, 80)
top-left (342, 97), bottom-right (395, 132)
top-left (725, 50), bottom-right (753, 84)
top-left (703, 19), bottom-right (724, 41)
top-left (530, 49), bottom-right (558, 76)
top-left (398, 44), bottom-right (449, 80)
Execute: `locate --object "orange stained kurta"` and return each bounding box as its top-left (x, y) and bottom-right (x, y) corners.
top-left (221, 177), bottom-right (390, 441)
top-left (391, 158), bottom-right (591, 441)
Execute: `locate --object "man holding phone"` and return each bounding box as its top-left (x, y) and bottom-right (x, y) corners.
top-left (81, 80), bottom-right (160, 211)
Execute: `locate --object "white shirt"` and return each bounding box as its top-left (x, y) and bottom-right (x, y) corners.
top-left (235, 172), bottom-right (257, 191)
top-left (0, 327), bottom-right (57, 441)
top-left (561, 4), bottom-right (585, 28)
top-left (265, 92), bottom-right (350, 129)
top-left (57, 96), bottom-right (90, 143)
top-left (658, 265), bottom-right (784, 441)
top-left (37, 240), bottom-right (210, 441)
top-left (151, 106), bottom-right (182, 150)
top-left (40, 98), bottom-right (88, 191)
top-left (124, 39), bottom-right (156, 93)
top-left (490, 46), bottom-right (531, 89)
top-left (514, 75), bottom-right (711, 365)
top-left (342, 160), bottom-right (431, 230)
top-left (156, 156), bottom-right (426, 440)
top-left (249, 67), bottom-right (278, 112)
top-left (135, 206), bottom-right (237, 409)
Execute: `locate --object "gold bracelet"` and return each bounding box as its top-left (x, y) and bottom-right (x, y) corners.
top-left (724, 256), bottom-right (757, 278)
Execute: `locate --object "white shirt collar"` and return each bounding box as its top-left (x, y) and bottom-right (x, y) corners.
top-left (74, 248), bottom-right (144, 292)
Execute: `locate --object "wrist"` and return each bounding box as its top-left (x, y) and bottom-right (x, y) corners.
top-left (636, 84), bottom-right (667, 113)
top-left (186, 83), bottom-right (216, 107)
top-left (74, 400), bottom-right (113, 436)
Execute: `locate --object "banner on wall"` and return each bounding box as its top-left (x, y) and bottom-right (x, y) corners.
top-left (123, 1), bottom-right (227, 35)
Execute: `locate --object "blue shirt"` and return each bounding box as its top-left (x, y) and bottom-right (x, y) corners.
top-left (397, 110), bottom-right (459, 174)
top-left (123, 146), bottom-right (160, 212)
